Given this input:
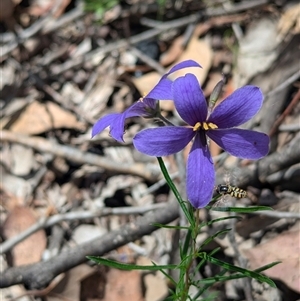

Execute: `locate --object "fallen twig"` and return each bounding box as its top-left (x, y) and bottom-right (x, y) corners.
top-left (0, 5), bottom-right (84, 59)
top-left (215, 132), bottom-right (300, 187)
top-left (258, 132), bottom-right (300, 182)
top-left (130, 46), bottom-right (166, 75)
top-left (269, 89), bottom-right (300, 137)
top-left (7, 273), bottom-right (65, 301)
top-left (0, 203), bottom-right (167, 254)
top-left (0, 200), bottom-right (179, 289)
top-left (51, 0), bottom-right (269, 76)
top-left (1, 130), bottom-right (158, 181)
top-left (265, 70), bottom-right (300, 98)
top-left (251, 210), bottom-right (300, 219)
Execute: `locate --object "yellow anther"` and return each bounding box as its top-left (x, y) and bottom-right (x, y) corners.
top-left (202, 122), bottom-right (209, 130)
top-left (208, 122), bottom-right (218, 129)
top-left (193, 122), bottom-right (202, 131)
top-left (193, 122), bottom-right (218, 131)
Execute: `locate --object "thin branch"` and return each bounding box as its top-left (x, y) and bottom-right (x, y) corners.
top-left (258, 132), bottom-right (300, 182)
top-left (130, 47), bottom-right (166, 75)
top-left (266, 163), bottom-right (300, 184)
top-left (279, 123), bottom-right (300, 132)
top-left (51, 0), bottom-right (269, 75)
top-left (216, 132), bottom-right (300, 188)
top-left (265, 70), bottom-right (300, 98)
top-left (251, 210), bottom-right (300, 219)
top-left (0, 200), bottom-right (179, 289)
top-left (7, 273), bottom-right (65, 301)
top-left (269, 89), bottom-right (300, 136)
top-left (0, 5), bottom-right (84, 58)
top-left (1, 130), bottom-right (157, 181)
top-left (0, 204), bottom-right (166, 254)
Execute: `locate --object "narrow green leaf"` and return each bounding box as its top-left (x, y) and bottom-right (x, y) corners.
top-left (200, 215), bottom-right (242, 228)
top-left (193, 261), bottom-right (280, 300)
top-left (197, 253), bottom-right (277, 287)
top-left (182, 228), bottom-right (193, 257)
top-left (254, 261), bottom-right (281, 273)
top-left (192, 270), bottom-right (227, 300)
top-left (197, 261), bottom-right (281, 285)
top-left (210, 206), bottom-right (273, 213)
top-left (158, 267), bottom-right (177, 286)
top-left (87, 256), bottom-right (177, 271)
top-left (193, 248), bottom-right (221, 277)
top-left (200, 229), bottom-right (231, 248)
top-left (157, 157), bottom-right (195, 226)
top-left (153, 223), bottom-right (190, 230)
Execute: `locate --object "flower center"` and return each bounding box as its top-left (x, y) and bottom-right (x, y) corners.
top-left (193, 122), bottom-right (218, 131)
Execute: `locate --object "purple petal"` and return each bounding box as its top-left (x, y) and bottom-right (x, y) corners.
top-left (186, 133), bottom-right (215, 208)
top-left (92, 113), bottom-right (121, 138)
top-left (208, 86), bottom-right (263, 128)
top-left (92, 100), bottom-right (158, 142)
top-left (141, 98), bottom-right (157, 110)
top-left (173, 74), bottom-right (207, 125)
top-left (146, 78), bottom-right (173, 100)
top-left (125, 99), bottom-right (156, 118)
top-left (207, 128), bottom-right (270, 159)
top-left (133, 126), bottom-right (195, 156)
top-left (146, 60), bottom-right (202, 100)
top-left (109, 113), bottom-right (128, 142)
top-left (166, 60), bottom-right (202, 75)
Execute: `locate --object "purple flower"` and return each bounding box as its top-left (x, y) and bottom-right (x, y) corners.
top-left (92, 98), bottom-right (157, 142)
top-left (92, 60), bottom-right (202, 142)
top-left (133, 68), bottom-right (269, 208)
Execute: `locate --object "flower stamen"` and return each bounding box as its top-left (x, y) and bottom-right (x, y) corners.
top-left (193, 122), bottom-right (218, 131)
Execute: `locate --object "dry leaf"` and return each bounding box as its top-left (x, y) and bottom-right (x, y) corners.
top-left (2, 206), bottom-right (47, 266)
top-left (9, 101), bottom-right (84, 134)
top-left (136, 256), bottom-right (168, 301)
top-left (102, 269), bottom-right (144, 301)
top-left (234, 18), bottom-right (281, 87)
top-left (49, 264), bottom-right (95, 301)
top-left (72, 224), bottom-right (107, 244)
top-left (133, 38), bottom-right (212, 100)
top-left (160, 36), bottom-right (185, 66)
top-left (134, 74), bottom-right (175, 115)
top-left (132, 72), bottom-right (162, 99)
top-left (10, 144), bottom-right (34, 176)
top-left (28, 0), bottom-right (71, 17)
top-left (278, 4), bottom-right (300, 38)
top-left (243, 228), bottom-right (300, 293)
top-left (171, 37), bottom-right (213, 85)
top-left (1, 165), bottom-right (32, 199)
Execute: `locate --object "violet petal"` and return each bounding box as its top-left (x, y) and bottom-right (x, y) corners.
top-left (146, 60), bottom-right (202, 100)
top-left (146, 78), bottom-right (173, 100)
top-left (173, 74), bottom-right (207, 125)
top-left (208, 86), bottom-right (263, 128)
top-left (166, 59), bottom-right (202, 75)
top-left (186, 133), bottom-right (215, 208)
top-left (125, 100), bottom-right (155, 118)
top-left (92, 113), bottom-right (120, 138)
top-left (207, 128), bottom-right (270, 159)
top-left (133, 126), bottom-right (195, 156)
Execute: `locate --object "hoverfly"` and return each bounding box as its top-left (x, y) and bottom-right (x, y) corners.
top-left (213, 182), bottom-right (247, 207)
top-left (215, 184), bottom-right (247, 199)
top-left (213, 170), bottom-right (248, 207)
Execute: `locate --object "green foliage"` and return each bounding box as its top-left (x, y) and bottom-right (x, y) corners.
top-left (87, 157), bottom-right (279, 300)
top-left (84, 0), bottom-right (119, 19)
top-left (84, 0), bottom-right (168, 20)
